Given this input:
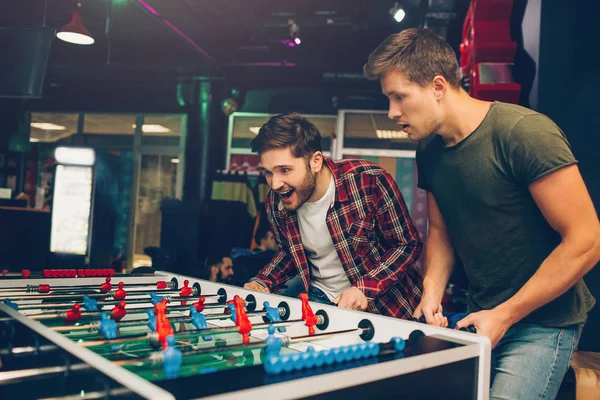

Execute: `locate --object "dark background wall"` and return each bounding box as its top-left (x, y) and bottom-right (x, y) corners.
top-left (518, 0), bottom-right (600, 351)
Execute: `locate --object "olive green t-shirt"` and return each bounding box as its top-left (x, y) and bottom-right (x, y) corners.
top-left (416, 101), bottom-right (595, 327)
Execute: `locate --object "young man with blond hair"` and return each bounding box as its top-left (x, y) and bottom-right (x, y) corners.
top-left (364, 28), bottom-right (600, 399)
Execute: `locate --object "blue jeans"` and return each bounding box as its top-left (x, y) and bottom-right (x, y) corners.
top-left (490, 322), bottom-right (583, 400)
top-left (308, 286), bottom-right (335, 305)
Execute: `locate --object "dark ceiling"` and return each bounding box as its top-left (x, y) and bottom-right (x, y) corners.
top-left (2, 0), bottom-right (469, 88)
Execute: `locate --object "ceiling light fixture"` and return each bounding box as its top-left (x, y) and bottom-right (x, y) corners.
top-left (30, 122), bottom-right (66, 131)
top-left (389, 2), bottom-right (406, 23)
top-left (57, 1), bottom-right (95, 45)
top-left (132, 124), bottom-right (171, 133)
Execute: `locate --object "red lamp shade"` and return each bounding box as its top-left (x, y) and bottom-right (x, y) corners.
top-left (56, 11), bottom-right (94, 45)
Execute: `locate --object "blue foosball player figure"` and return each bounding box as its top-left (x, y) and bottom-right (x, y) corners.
top-left (162, 335), bottom-right (182, 379)
top-left (263, 301), bottom-right (286, 332)
top-left (190, 305), bottom-right (212, 341)
top-left (99, 312), bottom-right (117, 339)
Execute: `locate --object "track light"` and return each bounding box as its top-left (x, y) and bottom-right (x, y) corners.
top-left (287, 18), bottom-right (301, 47)
top-left (389, 2), bottom-right (406, 23)
top-left (57, 2), bottom-right (94, 45)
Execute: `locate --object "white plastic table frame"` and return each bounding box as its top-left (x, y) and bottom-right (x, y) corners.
top-left (0, 272), bottom-right (491, 400)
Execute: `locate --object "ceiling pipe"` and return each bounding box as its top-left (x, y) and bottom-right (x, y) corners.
top-left (132, 0), bottom-right (218, 66)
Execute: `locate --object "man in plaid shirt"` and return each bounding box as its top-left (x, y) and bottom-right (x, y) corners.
top-left (244, 113), bottom-right (423, 318)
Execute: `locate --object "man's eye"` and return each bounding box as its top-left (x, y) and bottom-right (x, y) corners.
top-left (281, 168), bottom-right (290, 174)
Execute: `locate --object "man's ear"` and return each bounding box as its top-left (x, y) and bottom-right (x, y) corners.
top-left (432, 75), bottom-right (448, 100)
top-left (310, 151), bottom-right (323, 173)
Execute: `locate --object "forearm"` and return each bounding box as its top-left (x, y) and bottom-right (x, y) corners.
top-left (496, 235), bottom-right (600, 324)
top-left (422, 227), bottom-right (455, 302)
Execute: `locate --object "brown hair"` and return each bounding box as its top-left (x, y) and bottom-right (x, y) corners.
top-left (251, 112), bottom-right (322, 158)
top-left (363, 28), bottom-right (461, 88)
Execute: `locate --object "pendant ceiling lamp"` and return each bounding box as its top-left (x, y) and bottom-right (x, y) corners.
top-left (56, 2), bottom-right (94, 45)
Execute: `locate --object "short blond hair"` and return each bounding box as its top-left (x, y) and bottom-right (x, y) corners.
top-left (363, 28), bottom-right (461, 88)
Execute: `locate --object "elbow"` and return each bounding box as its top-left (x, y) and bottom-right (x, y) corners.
top-left (569, 225), bottom-right (600, 273)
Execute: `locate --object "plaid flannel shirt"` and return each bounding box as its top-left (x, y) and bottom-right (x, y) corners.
top-left (255, 158), bottom-right (423, 319)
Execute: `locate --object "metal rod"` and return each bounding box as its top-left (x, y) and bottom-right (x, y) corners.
top-left (1, 326), bottom-right (371, 383)
top-left (16, 297), bottom-right (191, 310)
top-left (39, 387), bottom-right (131, 400)
top-left (27, 301), bottom-right (224, 321)
top-left (1, 289), bottom-right (205, 302)
top-left (0, 280), bottom-right (174, 293)
top-left (80, 333), bottom-right (149, 347)
top-left (287, 328), bottom-right (362, 344)
top-left (0, 344), bottom-right (58, 357)
top-left (116, 325), bottom-right (364, 365)
top-left (0, 363), bottom-right (91, 385)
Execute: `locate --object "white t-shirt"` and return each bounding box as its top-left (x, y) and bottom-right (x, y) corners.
top-left (297, 175), bottom-right (351, 300)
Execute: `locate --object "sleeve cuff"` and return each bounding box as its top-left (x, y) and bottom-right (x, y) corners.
top-left (250, 277), bottom-right (271, 289)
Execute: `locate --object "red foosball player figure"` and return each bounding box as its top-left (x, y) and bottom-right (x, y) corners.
top-left (155, 299), bottom-right (174, 349)
top-left (233, 295), bottom-right (252, 344)
top-left (100, 277), bottom-right (112, 293)
top-left (300, 293), bottom-right (317, 335)
top-left (114, 282), bottom-right (126, 300)
top-left (65, 303), bottom-right (82, 324)
top-left (180, 280), bottom-right (192, 297)
top-left (193, 296), bottom-right (206, 312)
top-left (112, 301), bottom-right (127, 321)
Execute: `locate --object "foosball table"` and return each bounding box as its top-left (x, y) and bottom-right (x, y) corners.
top-left (0, 271), bottom-right (491, 399)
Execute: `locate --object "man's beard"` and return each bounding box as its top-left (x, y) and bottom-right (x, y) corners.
top-left (217, 269), bottom-right (232, 283)
top-left (290, 166), bottom-right (317, 211)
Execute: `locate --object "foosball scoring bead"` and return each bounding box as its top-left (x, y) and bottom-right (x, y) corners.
top-left (264, 355), bottom-right (284, 375)
top-left (193, 296), bottom-right (206, 312)
top-left (112, 301), bottom-right (127, 321)
top-left (100, 277), bottom-right (112, 292)
top-left (82, 294), bottom-right (98, 311)
top-left (265, 325), bottom-right (283, 356)
top-left (308, 347), bottom-right (325, 368)
top-left (179, 280), bottom-right (192, 297)
top-left (65, 304), bottom-right (82, 323)
top-left (391, 337), bottom-right (406, 352)
top-left (146, 309), bottom-right (157, 331)
top-left (21, 269), bottom-right (31, 278)
top-left (77, 269), bottom-right (84, 278)
top-left (114, 282), bottom-right (126, 300)
top-left (322, 349), bottom-right (335, 366)
top-left (3, 298), bottom-right (18, 311)
top-left (162, 335), bottom-right (182, 380)
top-left (43, 270), bottom-right (50, 278)
top-left (302, 347), bottom-right (317, 369)
top-left (1, 269), bottom-right (7, 276)
top-left (108, 269), bottom-right (115, 276)
top-left (99, 312), bottom-right (118, 339)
